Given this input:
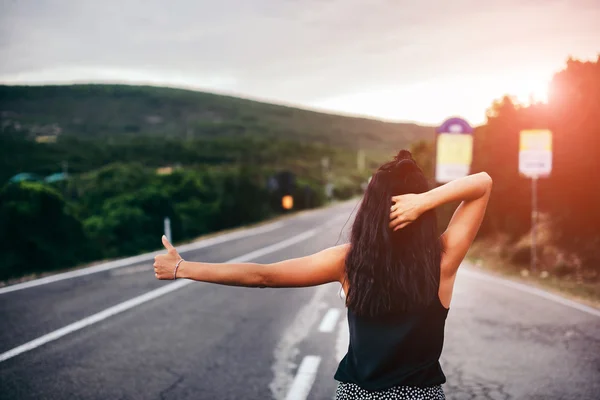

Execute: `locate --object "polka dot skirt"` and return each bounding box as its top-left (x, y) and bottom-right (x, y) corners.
top-left (335, 382), bottom-right (445, 400)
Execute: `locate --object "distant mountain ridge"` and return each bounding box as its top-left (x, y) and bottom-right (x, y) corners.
top-left (0, 84), bottom-right (434, 151)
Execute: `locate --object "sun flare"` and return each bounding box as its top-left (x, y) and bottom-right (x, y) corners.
top-left (510, 75), bottom-right (550, 104)
top-left (312, 69), bottom-right (554, 126)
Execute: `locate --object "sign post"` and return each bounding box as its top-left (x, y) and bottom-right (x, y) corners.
top-left (531, 175), bottom-right (538, 272)
top-left (164, 217), bottom-right (172, 243)
top-left (519, 129), bottom-right (552, 273)
top-left (435, 117), bottom-right (474, 183)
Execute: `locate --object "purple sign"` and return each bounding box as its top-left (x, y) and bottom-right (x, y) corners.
top-left (436, 117), bottom-right (473, 134)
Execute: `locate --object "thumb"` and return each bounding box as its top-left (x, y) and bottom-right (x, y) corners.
top-left (162, 235), bottom-right (177, 254)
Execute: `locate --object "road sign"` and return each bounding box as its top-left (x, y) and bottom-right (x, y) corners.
top-left (519, 129), bottom-right (552, 177)
top-left (435, 117), bottom-right (474, 183)
top-left (519, 129), bottom-right (552, 274)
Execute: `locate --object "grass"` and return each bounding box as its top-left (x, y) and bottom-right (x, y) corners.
top-left (468, 239), bottom-right (600, 309)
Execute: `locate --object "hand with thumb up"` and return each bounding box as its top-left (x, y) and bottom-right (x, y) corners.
top-left (154, 235), bottom-right (184, 280)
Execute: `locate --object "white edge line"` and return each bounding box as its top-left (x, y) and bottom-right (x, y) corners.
top-left (284, 355), bottom-right (322, 400)
top-left (0, 280), bottom-right (190, 362)
top-left (460, 266), bottom-right (600, 318)
top-left (0, 221), bottom-right (285, 295)
top-left (318, 308), bottom-right (341, 333)
top-left (228, 229), bottom-right (317, 263)
top-left (0, 228), bottom-right (320, 363)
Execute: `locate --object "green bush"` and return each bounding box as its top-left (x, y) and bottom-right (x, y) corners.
top-left (0, 182), bottom-right (96, 280)
top-left (84, 186), bottom-right (179, 258)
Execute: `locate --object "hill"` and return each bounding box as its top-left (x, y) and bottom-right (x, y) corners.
top-left (0, 84), bottom-right (435, 279)
top-left (0, 84), bottom-right (433, 151)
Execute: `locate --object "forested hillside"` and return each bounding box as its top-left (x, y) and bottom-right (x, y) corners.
top-left (0, 84), bottom-right (433, 280)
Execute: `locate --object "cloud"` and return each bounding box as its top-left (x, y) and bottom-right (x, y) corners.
top-left (1, 0), bottom-right (598, 123)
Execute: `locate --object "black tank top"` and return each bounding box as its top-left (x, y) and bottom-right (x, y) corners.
top-left (334, 297), bottom-right (449, 390)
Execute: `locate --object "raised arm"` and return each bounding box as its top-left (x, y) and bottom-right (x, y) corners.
top-left (427, 173), bottom-right (492, 274)
top-left (390, 172), bottom-right (492, 275)
top-left (154, 236), bottom-right (348, 288)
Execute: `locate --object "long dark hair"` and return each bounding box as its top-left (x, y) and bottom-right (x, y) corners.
top-left (345, 150), bottom-right (441, 317)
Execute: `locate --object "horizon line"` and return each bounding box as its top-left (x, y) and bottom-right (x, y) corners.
top-left (0, 79), bottom-right (478, 128)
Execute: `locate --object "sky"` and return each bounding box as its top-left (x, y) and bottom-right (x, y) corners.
top-left (1, 0), bottom-right (599, 125)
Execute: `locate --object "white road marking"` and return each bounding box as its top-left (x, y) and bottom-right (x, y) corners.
top-left (322, 214), bottom-right (350, 228)
top-left (0, 221), bottom-right (285, 295)
top-left (227, 229), bottom-right (317, 263)
top-left (336, 314), bottom-right (349, 362)
top-left (284, 355), bottom-right (322, 400)
top-left (461, 266), bottom-right (600, 318)
top-left (318, 308), bottom-right (341, 333)
top-left (270, 286), bottom-right (330, 400)
top-left (0, 227), bottom-right (321, 363)
top-left (111, 264), bottom-right (152, 276)
top-left (0, 280), bottom-right (190, 363)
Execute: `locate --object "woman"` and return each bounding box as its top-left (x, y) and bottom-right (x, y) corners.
top-left (154, 150), bottom-right (492, 399)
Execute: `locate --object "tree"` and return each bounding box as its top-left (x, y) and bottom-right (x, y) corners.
top-left (0, 182), bottom-right (94, 280)
top-left (84, 185), bottom-right (179, 257)
top-left (543, 57), bottom-right (600, 265)
top-left (471, 96), bottom-right (532, 239)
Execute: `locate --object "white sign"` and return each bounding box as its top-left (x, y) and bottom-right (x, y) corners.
top-left (519, 130), bottom-right (552, 177)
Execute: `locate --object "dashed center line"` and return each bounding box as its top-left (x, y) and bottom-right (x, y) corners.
top-left (281, 308), bottom-right (347, 400)
top-left (318, 308), bottom-right (341, 333)
top-left (285, 355), bottom-right (322, 400)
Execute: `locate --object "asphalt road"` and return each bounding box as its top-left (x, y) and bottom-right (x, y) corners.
top-left (1, 201), bottom-right (599, 400)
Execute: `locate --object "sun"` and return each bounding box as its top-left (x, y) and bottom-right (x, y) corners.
top-left (510, 74), bottom-right (551, 104)
top-left (309, 70), bottom-right (554, 126)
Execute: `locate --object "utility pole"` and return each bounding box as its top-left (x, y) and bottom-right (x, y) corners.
top-left (357, 149), bottom-right (365, 172)
top-left (321, 156), bottom-right (329, 185)
top-left (321, 156), bottom-right (332, 200)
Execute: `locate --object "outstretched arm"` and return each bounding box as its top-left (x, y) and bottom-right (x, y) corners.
top-left (154, 236), bottom-right (348, 288)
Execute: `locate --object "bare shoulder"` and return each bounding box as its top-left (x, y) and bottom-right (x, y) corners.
top-left (315, 243), bottom-right (350, 265)
top-left (314, 243), bottom-right (349, 282)
top-left (327, 243), bottom-right (350, 256)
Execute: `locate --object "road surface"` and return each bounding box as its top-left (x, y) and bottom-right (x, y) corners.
top-left (1, 201), bottom-right (599, 400)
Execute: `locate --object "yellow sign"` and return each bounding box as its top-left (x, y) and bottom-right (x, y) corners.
top-left (519, 129), bottom-right (552, 151)
top-left (435, 134), bottom-right (473, 183)
top-left (519, 129), bottom-right (552, 177)
top-left (436, 134), bottom-right (473, 164)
